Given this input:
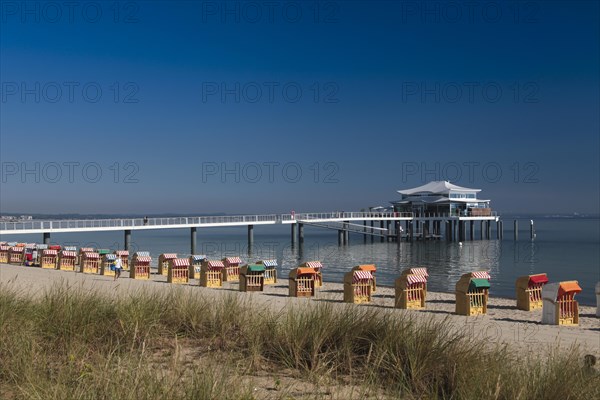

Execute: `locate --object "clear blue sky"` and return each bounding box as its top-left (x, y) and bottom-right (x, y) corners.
top-left (1, 0), bottom-right (598, 215)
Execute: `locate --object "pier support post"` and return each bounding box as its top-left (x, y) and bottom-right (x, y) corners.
top-left (469, 221), bottom-right (474, 240)
top-left (298, 223), bottom-right (304, 244)
top-left (499, 220), bottom-right (503, 239)
top-left (247, 225), bottom-right (254, 249)
top-left (380, 221), bottom-right (385, 243)
top-left (444, 221), bottom-right (450, 241)
top-left (42, 232), bottom-right (50, 245)
top-left (291, 223), bottom-right (297, 246)
top-left (409, 221), bottom-right (414, 241)
top-left (344, 222), bottom-right (349, 245)
top-left (480, 221), bottom-right (484, 240)
top-left (514, 220), bottom-right (518, 241)
top-left (530, 220), bottom-right (535, 240)
top-left (190, 227), bottom-right (197, 255)
top-left (371, 221), bottom-right (375, 243)
top-left (486, 221), bottom-right (491, 239)
top-left (459, 221), bottom-right (465, 242)
top-left (423, 221), bottom-right (429, 240)
top-left (363, 220), bottom-right (367, 243)
top-left (338, 230), bottom-right (344, 246)
top-left (124, 230), bottom-right (131, 251)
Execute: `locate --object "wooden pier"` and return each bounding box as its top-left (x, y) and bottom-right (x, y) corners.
top-left (0, 212), bottom-right (506, 251)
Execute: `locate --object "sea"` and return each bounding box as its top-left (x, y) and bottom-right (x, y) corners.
top-left (2, 217), bottom-right (599, 305)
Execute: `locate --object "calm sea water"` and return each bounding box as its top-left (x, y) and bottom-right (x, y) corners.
top-left (3, 218), bottom-right (599, 305)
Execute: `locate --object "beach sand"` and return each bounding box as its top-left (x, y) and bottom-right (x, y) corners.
top-left (1, 263), bottom-right (598, 358)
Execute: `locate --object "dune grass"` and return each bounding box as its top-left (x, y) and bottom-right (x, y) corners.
top-left (0, 283), bottom-right (598, 399)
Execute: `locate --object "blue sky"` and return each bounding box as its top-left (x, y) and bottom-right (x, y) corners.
top-left (1, 0), bottom-right (598, 214)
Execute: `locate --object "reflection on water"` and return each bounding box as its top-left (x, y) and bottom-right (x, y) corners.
top-left (2, 219), bottom-right (598, 304)
top-left (279, 240), bottom-right (502, 295)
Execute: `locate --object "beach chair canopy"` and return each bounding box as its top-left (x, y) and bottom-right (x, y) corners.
top-left (97, 249), bottom-right (111, 255)
top-left (135, 251), bottom-right (150, 257)
top-left (172, 258), bottom-right (190, 267)
top-left (161, 253), bottom-right (177, 259)
top-left (469, 278), bottom-right (491, 290)
top-left (207, 260), bottom-right (224, 269)
top-left (303, 261), bottom-right (322, 269)
top-left (542, 282), bottom-right (581, 301)
top-left (0, 245), bottom-right (9, 251)
top-left (83, 252), bottom-right (100, 259)
top-left (63, 246), bottom-right (77, 251)
top-left (7, 242), bottom-right (17, 246)
top-left (260, 259), bottom-right (278, 267)
top-left (25, 243), bottom-right (37, 249)
top-left (191, 254), bottom-right (207, 261)
top-left (353, 270), bottom-right (373, 283)
top-left (471, 271), bottom-right (491, 279)
top-left (246, 264), bottom-right (266, 273)
top-left (408, 267), bottom-right (428, 276)
top-left (296, 267), bottom-right (316, 276)
top-left (406, 274), bottom-right (428, 285)
top-left (104, 254), bottom-right (117, 261)
top-left (224, 257), bottom-right (242, 264)
top-left (135, 256), bottom-right (152, 263)
top-left (80, 248), bottom-right (94, 252)
top-left (115, 250), bottom-right (129, 256)
top-left (10, 246), bottom-right (24, 252)
top-left (529, 274), bottom-right (549, 285)
top-left (61, 251), bottom-right (77, 258)
top-left (558, 281), bottom-right (582, 297)
top-left (37, 244), bottom-right (48, 250)
top-left (355, 264), bottom-right (376, 272)
top-left (43, 249), bottom-right (58, 256)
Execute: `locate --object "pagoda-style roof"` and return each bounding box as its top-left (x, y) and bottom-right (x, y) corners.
top-left (397, 181), bottom-right (481, 195)
top-left (392, 196), bottom-right (489, 205)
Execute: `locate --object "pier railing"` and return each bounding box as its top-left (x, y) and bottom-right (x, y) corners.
top-left (413, 211), bottom-right (498, 218)
top-left (0, 214), bottom-right (280, 232)
top-left (287, 212), bottom-right (414, 221)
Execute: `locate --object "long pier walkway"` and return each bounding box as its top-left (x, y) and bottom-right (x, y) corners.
top-left (0, 211), bottom-right (502, 252)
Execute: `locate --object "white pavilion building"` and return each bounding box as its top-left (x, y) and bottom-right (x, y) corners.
top-left (391, 181), bottom-right (492, 217)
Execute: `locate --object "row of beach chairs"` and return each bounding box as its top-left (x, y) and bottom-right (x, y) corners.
top-left (1, 242), bottom-right (596, 325)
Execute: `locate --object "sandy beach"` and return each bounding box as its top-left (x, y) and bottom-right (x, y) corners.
top-left (1, 262), bottom-right (598, 358)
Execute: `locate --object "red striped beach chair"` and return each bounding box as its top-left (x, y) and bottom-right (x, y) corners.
top-left (158, 253), bottom-right (177, 276)
top-left (168, 258), bottom-right (190, 284)
top-left (222, 257), bottom-right (242, 282)
top-left (344, 269), bottom-right (374, 304)
top-left (200, 260), bottom-right (224, 287)
top-left (131, 252), bottom-right (151, 279)
top-left (395, 267), bottom-right (429, 309)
